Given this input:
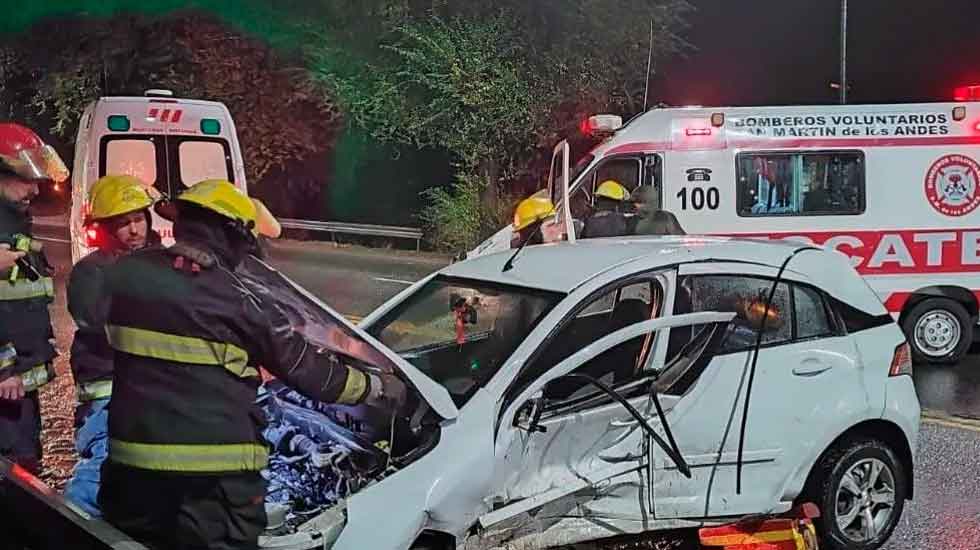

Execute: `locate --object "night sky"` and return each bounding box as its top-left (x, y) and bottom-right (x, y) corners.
top-left (657, 0), bottom-right (980, 106)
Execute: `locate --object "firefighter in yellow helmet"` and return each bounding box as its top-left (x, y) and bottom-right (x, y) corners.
top-left (64, 175), bottom-right (159, 517)
top-left (582, 180), bottom-right (631, 239)
top-left (99, 179), bottom-right (406, 549)
top-left (511, 195), bottom-right (556, 248)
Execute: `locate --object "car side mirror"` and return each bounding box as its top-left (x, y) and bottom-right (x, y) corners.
top-left (513, 390), bottom-right (546, 434)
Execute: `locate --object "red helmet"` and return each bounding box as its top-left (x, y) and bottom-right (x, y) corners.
top-left (0, 123), bottom-right (69, 183)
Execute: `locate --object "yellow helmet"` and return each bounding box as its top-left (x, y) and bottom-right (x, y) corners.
top-left (86, 175), bottom-right (155, 223)
top-left (513, 196), bottom-right (556, 231)
top-left (595, 180), bottom-right (630, 201)
top-left (177, 179), bottom-right (282, 238)
top-left (178, 179), bottom-right (257, 228)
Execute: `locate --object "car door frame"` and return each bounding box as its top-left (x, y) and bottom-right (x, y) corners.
top-left (486, 311), bottom-right (735, 527)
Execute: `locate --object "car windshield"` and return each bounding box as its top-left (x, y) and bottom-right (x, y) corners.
top-left (368, 276), bottom-right (563, 407)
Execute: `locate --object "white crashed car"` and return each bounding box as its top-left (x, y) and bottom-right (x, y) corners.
top-left (255, 237), bottom-right (920, 550)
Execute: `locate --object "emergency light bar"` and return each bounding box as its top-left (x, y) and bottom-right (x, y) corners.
top-left (580, 115), bottom-right (623, 136)
top-left (954, 85), bottom-right (980, 101)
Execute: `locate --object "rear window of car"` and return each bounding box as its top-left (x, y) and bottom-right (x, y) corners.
top-left (671, 274), bottom-right (838, 357)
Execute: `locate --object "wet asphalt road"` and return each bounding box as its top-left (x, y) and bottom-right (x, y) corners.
top-left (34, 229), bottom-right (980, 549)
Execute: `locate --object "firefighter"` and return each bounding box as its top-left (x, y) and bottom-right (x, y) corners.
top-left (631, 185), bottom-right (686, 236)
top-left (0, 123), bottom-right (68, 474)
top-left (99, 179), bottom-right (406, 549)
top-left (581, 180), bottom-right (630, 239)
top-left (511, 195), bottom-right (556, 248)
top-left (64, 175), bottom-right (159, 517)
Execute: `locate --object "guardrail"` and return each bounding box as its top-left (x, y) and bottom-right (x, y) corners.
top-left (278, 219), bottom-right (424, 251)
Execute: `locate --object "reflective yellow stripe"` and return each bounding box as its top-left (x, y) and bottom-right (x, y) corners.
top-left (337, 367), bottom-right (367, 405)
top-left (76, 379), bottom-right (113, 401)
top-left (19, 364), bottom-right (50, 392)
top-left (0, 278), bottom-right (54, 301)
top-left (108, 439), bottom-right (269, 472)
top-left (0, 343), bottom-right (15, 370)
top-left (106, 325), bottom-right (257, 378)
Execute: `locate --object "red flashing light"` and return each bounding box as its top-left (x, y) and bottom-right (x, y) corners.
top-left (85, 227), bottom-right (99, 247)
top-left (954, 85), bottom-right (980, 101)
top-left (974, 122), bottom-right (980, 133)
top-left (685, 127), bottom-right (712, 136)
top-left (579, 118), bottom-right (591, 135)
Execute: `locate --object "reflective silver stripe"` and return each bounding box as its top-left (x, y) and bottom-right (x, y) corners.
top-left (108, 439), bottom-right (269, 472)
top-left (76, 379), bottom-right (113, 401)
top-left (19, 364), bottom-right (50, 392)
top-left (0, 343), bottom-right (15, 370)
top-left (106, 325), bottom-right (256, 378)
top-left (0, 278), bottom-right (54, 301)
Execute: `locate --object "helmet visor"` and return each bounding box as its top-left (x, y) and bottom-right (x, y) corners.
top-left (6, 145), bottom-right (69, 183)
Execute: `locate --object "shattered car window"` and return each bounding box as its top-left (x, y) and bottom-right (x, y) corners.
top-left (369, 276), bottom-right (562, 407)
top-left (689, 275), bottom-right (791, 353)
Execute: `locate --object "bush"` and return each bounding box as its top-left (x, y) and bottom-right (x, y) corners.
top-left (419, 172), bottom-right (516, 253)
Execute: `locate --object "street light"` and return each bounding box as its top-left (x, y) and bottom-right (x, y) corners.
top-left (840, 0), bottom-right (848, 104)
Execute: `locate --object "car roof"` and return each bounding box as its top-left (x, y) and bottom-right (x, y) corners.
top-left (444, 236), bottom-right (805, 293)
top-left (441, 236), bottom-right (888, 315)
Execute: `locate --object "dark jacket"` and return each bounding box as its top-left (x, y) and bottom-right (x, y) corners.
top-left (68, 229), bottom-right (162, 403)
top-left (582, 209), bottom-right (629, 239)
top-left (0, 202), bottom-right (55, 390)
top-left (104, 218), bottom-right (368, 474)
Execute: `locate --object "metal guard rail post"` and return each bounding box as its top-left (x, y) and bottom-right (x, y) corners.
top-left (278, 218), bottom-right (423, 252)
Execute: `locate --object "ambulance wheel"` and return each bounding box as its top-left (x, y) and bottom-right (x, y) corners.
top-left (808, 437), bottom-right (906, 550)
top-left (902, 298), bottom-right (973, 365)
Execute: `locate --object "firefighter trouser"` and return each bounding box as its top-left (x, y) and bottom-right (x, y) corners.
top-left (0, 391), bottom-right (42, 474)
top-left (100, 462), bottom-right (267, 550)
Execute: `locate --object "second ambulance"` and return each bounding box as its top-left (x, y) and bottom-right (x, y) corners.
top-left (69, 89), bottom-right (248, 263)
top-left (471, 92), bottom-right (980, 365)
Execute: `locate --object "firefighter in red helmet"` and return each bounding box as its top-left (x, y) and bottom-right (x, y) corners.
top-left (0, 123), bottom-right (69, 474)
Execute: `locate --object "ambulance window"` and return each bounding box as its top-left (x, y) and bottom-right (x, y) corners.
top-left (736, 151), bottom-right (865, 217)
top-left (104, 139), bottom-right (157, 187)
top-left (593, 157), bottom-right (642, 195)
top-left (179, 141), bottom-right (230, 187)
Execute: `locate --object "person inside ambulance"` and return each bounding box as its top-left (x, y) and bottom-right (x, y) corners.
top-left (510, 195), bottom-right (556, 248)
top-left (64, 175), bottom-right (161, 517)
top-left (0, 122), bottom-right (68, 475)
top-left (631, 185), bottom-right (686, 236)
top-left (581, 180), bottom-right (631, 239)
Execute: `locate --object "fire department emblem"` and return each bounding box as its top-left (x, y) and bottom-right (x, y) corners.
top-left (925, 154), bottom-right (980, 217)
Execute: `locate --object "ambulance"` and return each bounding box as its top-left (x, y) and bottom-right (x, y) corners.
top-left (470, 92), bottom-right (980, 364)
top-left (69, 89), bottom-right (248, 263)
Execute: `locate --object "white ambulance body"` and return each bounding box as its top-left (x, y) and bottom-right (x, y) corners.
top-left (473, 100), bottom-right (980, 364)
top-left (70, 90), bottom-right (247, 263)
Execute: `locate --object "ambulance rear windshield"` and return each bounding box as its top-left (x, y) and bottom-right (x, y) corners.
top-left (100, 135), bottom-right (234, 198)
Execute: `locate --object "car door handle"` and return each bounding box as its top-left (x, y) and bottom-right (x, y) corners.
top-left (792, 359), bottom-right (832, 377)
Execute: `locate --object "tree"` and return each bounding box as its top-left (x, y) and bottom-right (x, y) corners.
top-left (306, 0), bottom-right (692, 249)
top-left (0, 11), bottom-right (343, 218)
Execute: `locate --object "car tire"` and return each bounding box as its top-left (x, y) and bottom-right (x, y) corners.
top-left (902, 297), bottom-right (973, 365)
top-left (806, 437), bottom-right (906, 550)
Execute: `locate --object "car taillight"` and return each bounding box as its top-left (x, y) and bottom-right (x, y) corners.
top-left (889, 342), bottom-right (913, 377)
